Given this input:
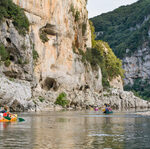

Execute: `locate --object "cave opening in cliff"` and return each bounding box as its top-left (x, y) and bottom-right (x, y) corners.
top-left (9, 55), bottom-right (15, 61)
top-left (6, 38), bottom-right (11, 44)
top-left (42, 77), bottom-right (58, 91)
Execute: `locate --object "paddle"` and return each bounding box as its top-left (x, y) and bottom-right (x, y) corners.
top-left (18, 118), bottom-right (25, 122)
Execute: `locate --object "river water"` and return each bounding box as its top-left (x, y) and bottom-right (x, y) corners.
top-left (0, 110), bottom-right (150, 149)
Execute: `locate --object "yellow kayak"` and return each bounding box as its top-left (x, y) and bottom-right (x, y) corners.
top-left (0, 114), bottom-right (17, 122)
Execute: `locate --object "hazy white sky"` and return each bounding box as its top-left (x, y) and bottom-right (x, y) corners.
top-left (87, 0), bottom-right (138, 18)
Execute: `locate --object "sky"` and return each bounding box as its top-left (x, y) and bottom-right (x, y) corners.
top-left (87, 0), bottom-right (138, 18)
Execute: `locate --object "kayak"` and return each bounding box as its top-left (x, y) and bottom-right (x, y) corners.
top-left (102, 108), bottom-right (113, 114)
top-left (104, 111), bottom-right (113, 114)
top-left (0, 114), bottom-right (17, 122)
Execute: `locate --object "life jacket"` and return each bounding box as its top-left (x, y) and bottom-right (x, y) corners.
top-left (3, 113), bottom-right (7, 117)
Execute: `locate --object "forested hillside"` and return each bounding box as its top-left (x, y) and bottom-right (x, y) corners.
top-left (90, 0), bottom-right (150, 58)
top-left (91, 0), bottom-right (150, 100)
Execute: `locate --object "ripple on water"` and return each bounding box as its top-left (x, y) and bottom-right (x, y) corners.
top-left (0, 111), bottom-right (150, 149)
top-left (88, 134), bottom-right (124, 137)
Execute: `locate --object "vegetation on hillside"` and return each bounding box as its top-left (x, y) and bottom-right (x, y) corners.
top-left (90, 0), bottom-right (150, 58)
top-left (0, 0), bottom-right (29, 35)
top-left (124, 79), bottom-right (150, 100)
top-left (91, 0), bottom-right (150, 100)
top-left (0, 43), bottom-right (11, 67)
top-left (74, 21), bottom-right (124, 88)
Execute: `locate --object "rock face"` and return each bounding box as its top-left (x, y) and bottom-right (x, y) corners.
top-left (0, 20), bottom-right (34, 81)
top-left (123, 46), bottom-right (150, 85)
top-left (32, 87), bottom-right (149, 111)
top-left (13, 0), bottom-right (92, 91)
top-left (110, 76), bottom-right (123, 90)
top-left (0, 76), bottom-right (33, 111)
top-left (0, 0), bottom-right (148, 111)
top-left (102, 88), bottom-right (150, 109)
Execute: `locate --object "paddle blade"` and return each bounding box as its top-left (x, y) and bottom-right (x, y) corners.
top-left (4, 116), bottom-right (11, 120)
top-left (18, 118), bottom-right (25, 122)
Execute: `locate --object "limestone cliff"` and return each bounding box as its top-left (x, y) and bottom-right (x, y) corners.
top-left (0, 0), bottom-right (148, 111)
top-left (0, 0), bottom-right (103, 110)
top-left (12, 0), bottom-right (94, 91)
top-left (123, 45), bottom-right (150, 85)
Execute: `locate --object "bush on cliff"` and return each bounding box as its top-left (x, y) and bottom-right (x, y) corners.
top-left (0, 43), bottom-right (9, 61)
top-left (0, 43), bottom-right (11, 67)
top-left (0, 0), bottom-right (29, 35)
top-left (74, 21), bottom-right (124, 88)
top-left (55, 92), bottom-right (69, 108)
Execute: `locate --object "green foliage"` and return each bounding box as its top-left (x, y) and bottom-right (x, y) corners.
top-left (0, 0), bottom-right (29, 35)
top-left (4, 59), bottom-right (11, 67)
top-left (70, 4), bottom-right (75, 16)
top-left (89, 21), bottom-right (96, 47)
top-left (69, 4), bottom-right (80, 22)
top-left (90, 0), bottom-right (150, 58)
top-left (75, 11), bottom-right (80, 22)
top-left (75, 23), bottom-right (124, 88)
top-left (38, 96), bottom-right (45, 102)
top-left (9, 77), bottom-right (15, 82)
top-left (89, 23), bottom-right (124, 87)
top-left (33, 49), bottom-right (39, 61)
top-left (0, 43), bottom-right (11, 67)
top-left (55, 92), bottom-right (69, 108)
top-left (39, 30), bottom-right (49, 43)
top-left (82, 23), bottom-right (87, 36)
top-left (0, 43), bottom-right (9, 61)
top-left (18, 58), bottom-right (23, 64)
top-left (124, 78), bottom-right (150, 100)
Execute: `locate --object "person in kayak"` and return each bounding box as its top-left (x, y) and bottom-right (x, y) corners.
top-left (0, 106), bottom-right (12, 118)
top-left (0, 106), bottom-right (8, 113)
top-left (103, 104), bottom-right (112, 113)
top-left (107, 104), bottom-right (112, 112)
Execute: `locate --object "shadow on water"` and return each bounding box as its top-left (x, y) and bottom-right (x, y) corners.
top-left (0, 110), bottom-right (150, 149)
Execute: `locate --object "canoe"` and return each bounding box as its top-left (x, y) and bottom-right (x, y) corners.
top-left (0, 114), bottom-right (17, 122)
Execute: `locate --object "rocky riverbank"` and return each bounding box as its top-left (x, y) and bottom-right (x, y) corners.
top-left (32, 87), bottom-right (150, 112)
top-left (0, 75), bottom-right (149, 112)
top-left (135, 111), bottom-right (150, 116)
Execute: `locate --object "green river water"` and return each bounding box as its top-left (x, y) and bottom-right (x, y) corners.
top-left (0, 110), bottom-right (150, 149)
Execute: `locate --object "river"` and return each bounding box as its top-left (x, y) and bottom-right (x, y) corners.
top-left (0, 110), bottom-right (150, 149)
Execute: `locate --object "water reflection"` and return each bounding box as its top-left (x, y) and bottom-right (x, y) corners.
top-left (0, 122), bottom-right (11, 130)
top-left (0, 111), bottom-right (150, 149)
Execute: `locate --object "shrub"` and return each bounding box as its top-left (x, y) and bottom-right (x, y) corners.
top-left (75, 11), bottom-right (80, 22)
top-left (33, 49), bottom-right (39, 61)
top-left (39, 30), bottom-right (49, 43)
top-left (18, 58), bottom-right (23, 64)
top-left (70, 4), bottom-right (75, 16)
top-left (0, 43), bottom-right (9, 61)
top-left (4, 59), bottom-right (11, 67)
top-left (82, 23), bottom-right (87, 36)
top-left (0, 0), bottom-right (29, 36)
top-left (38, 96), bottom-right (45, 102)
top-left (55, 92), bottom-right (69, 107)
top-left (75, 22), bottom-right (124, 88)
top-left (124, 78), bottom-right (150, 101)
